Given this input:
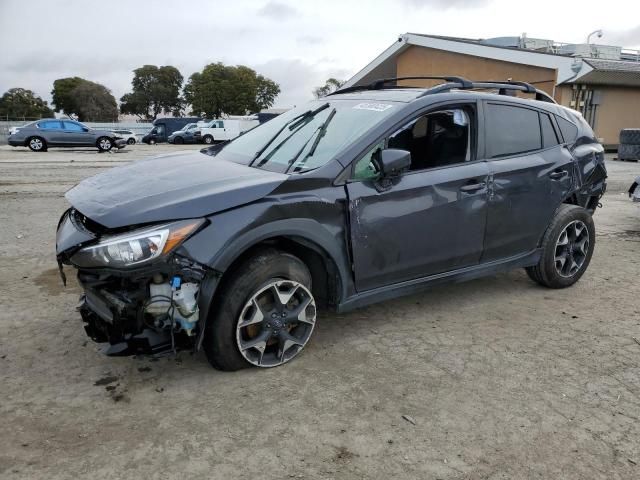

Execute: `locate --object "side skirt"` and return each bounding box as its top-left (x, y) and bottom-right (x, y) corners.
top-left (336, 249), bottom-right (542, 313)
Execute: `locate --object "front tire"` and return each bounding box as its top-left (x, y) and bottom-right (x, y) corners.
top-left (203, 134), bottom-right (214, 144)
top-left (149, 138), bottom-right (156, 145)
top-left (174, 136), bottom-right (184, 145)
top-left (27, 136), bottom-right (47, 152)
top-left (97, 137), bottom-right (113, 152)
top-left (203, 249), bottom-right (316, 371)
top-left (526, 204), bottom-right (595, 288)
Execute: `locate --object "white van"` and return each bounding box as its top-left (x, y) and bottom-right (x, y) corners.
top-left (196, 117), bottom-right (259, 144)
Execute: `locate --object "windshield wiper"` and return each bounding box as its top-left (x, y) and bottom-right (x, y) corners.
top-left (251, 102), bottom-right (330, 167)
top-left (287, 107), bottom-right (337, 173)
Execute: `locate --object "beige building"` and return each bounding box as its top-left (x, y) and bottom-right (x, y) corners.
top-left (344, 34), bottom-right (640, 147)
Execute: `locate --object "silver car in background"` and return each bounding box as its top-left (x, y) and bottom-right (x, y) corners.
top-left (8, 119), bottom-right (126, 152)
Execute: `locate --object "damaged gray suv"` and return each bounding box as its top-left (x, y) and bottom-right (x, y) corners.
top-left (56, 76), bottom-right (607, 370)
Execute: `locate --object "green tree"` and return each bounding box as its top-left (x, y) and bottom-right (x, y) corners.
top-left (120, 65), bottom-right (184, 120)
top-left (51, 77), bottom-right (118, 121)
top-left (313, 78), bottom-right (345, 98)
top-left (0, 88), bottom-right (54, 119)
top-left (71, 82), bottom-right (118, 122)
top-left (184, 63), bottom-right (280, 118)
top-left (51, 77), bottom-right (85, 114)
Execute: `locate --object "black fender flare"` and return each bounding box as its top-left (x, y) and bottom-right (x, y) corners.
top-left (209, 218), bottom-right (353, 303)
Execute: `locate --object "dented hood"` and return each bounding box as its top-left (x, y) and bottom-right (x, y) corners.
top-left (66, 151), bottom-right (287, 229)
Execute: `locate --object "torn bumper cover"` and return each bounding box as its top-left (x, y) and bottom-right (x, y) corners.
top-left (56, 209), bottom-right (218, 356)
top-left (629, 176), bottom-right (640, 202)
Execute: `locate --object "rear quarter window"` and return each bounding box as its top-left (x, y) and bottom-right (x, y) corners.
top-left (555, 116), bottom-right (579, 143)
top-left (540, 113), bottom-right (560, 149)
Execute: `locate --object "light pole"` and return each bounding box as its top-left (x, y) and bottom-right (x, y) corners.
top-left (586, 29), bottom-right (603, 57)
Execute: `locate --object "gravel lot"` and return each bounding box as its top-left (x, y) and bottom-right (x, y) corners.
top-left (1, 143), bottom-right (639, 479)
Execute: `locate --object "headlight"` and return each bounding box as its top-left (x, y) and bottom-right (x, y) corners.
top-left (70, 219), bottom-right (205, 268)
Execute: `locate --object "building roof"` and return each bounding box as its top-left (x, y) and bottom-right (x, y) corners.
top-left (344, 33), bottom-right (640, 89)
top-left (566, 58), bottom-right (640, 87)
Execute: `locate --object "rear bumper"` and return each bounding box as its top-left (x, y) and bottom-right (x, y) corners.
top-left (8, 139), bottom-right (23, 147)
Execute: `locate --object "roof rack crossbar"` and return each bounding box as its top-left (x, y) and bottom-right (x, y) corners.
top-left (473, 80), bottom-right (537, 93)
top-left (369, 76), bottom-right (473, 89)
top-left (418, 80), bottom-right (557, 104)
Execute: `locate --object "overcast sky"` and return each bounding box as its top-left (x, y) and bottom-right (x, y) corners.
top-left (1, 0), bottom-right (639, 110)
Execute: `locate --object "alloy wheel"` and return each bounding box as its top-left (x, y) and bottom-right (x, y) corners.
top-left (99, 138), bottom-right (112, 150)
top-left (554, 220), bottom-right (589, 278)
top-left (236, 280), bottom-right (316, 367)
top-left (29, 138), bottom-right (43, 150)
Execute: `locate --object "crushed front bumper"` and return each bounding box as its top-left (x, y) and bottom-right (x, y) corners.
top-left (56, 209), bottom-right (218, 357)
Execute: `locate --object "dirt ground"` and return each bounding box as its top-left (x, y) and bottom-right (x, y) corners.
top-left (0, 143), bottom-right (639, 480)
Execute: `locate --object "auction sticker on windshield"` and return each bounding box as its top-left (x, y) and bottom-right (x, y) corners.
top-left (353, 103), bottom-right (394, 112)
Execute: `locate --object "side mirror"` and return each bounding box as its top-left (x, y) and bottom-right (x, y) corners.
top-left (83, 127), bottom-right (89, 132)
top-left (377, 148), bottom-right (411, 177)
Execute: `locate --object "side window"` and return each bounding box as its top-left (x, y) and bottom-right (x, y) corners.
top-left (485, 104), bottom-right (541, 158)
top-left (352, 141), bottom-right (384, 180)
top-left (555, 116), bottom-right (578, 143)
top-left (217, 121), bottom-right (224, 128)
top-left (38, 120), bottom-right (61, 129)
top-left (540, 113), bottom-right (559, 149)
top-left (387, 107), bottom-right (473, 171)
top-left (63, 121), bottom-right (84, 132)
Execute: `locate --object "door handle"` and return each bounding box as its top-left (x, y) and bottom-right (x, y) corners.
top-left (460, 181), bottom-right (486, 193)
top-left (549, 169), bottom-right (568, 180)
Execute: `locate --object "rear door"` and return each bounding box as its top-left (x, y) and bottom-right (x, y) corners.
top-left (482, 102), bottom-right (574, 262)
top-left (37, 120), bottom-right (65, 145)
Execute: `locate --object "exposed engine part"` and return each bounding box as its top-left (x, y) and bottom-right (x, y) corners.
top-left (145, 275), bottom-right (200, 336)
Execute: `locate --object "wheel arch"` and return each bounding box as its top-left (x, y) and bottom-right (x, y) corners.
top-left (208, 221), bottom-right (351, 311)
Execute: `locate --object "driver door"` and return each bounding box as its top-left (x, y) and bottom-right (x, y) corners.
top-left (62, 121), bottom-right (92, 145)
top-left (346, 104), bottom-right (490, 292)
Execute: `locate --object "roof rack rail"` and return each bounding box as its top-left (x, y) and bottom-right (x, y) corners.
top-left (331, 76), bottom-right (557, 104)
top-left (329, 75), bottom-right (473, 96)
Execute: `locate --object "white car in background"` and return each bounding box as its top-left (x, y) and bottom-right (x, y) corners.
top-left (111, 129), bottom-right (138, 145)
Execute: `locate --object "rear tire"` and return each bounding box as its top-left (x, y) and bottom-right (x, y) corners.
top-left (27, 136), bottom-right (47, 152)
top-left (203, 249), bottom-right (315, 371)
top-left (97, 137), bottom-right (113, 152)
top-left (525, 204), bottom-right (595, 288)
top-left (203, 134), bottom-right (214, 144)
top-left (127, 138), bottom-right (136, 145)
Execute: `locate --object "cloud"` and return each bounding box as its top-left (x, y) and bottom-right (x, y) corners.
top-left (403, 0), bottom-right (489, 8)
top-left (297, 35), bottom-right (324, 46)
top-left (257, 1), bottom-right (298, 20)
top-left (605, 25), bottom-right (640, 48)
top-left (254, 58), bottom-right (350, 107)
